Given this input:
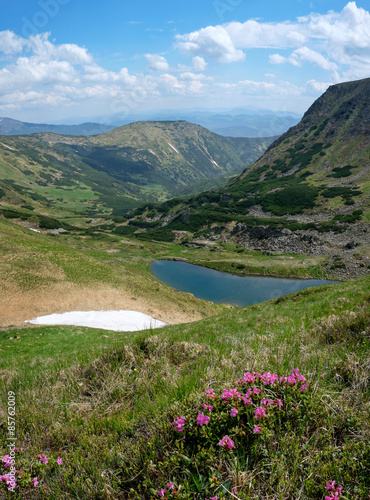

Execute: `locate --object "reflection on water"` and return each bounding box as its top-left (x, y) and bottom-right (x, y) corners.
top-left (151, 260), bottom-right (338, 308)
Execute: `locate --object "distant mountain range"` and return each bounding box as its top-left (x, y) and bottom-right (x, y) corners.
top-left (109, 110), bottom-right (301, 138)
top-left (0, 117), bottom-right (114, 136)
top-left (0, 121), bottom-right (275, 216)
top-left (0, 110), bottom-right (300, 139)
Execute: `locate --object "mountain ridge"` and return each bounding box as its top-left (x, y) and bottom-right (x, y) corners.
top-left (0, 120), bottom-right (275, 217)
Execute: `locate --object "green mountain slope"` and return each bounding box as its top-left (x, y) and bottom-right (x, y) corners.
top-left (125, 79), bottom-right (369, 269)
top-left (0, 121), bottom-right (274, 218)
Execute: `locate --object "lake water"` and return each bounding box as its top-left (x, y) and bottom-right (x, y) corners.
top-left (150, 260), bottom-right (338, 308)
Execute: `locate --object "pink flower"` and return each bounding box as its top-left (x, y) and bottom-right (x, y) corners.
top-left (254, 406), bottom-right (267, 420)
top-left (202, 404), bottom-right (213, 411)
top-left (157, 488), bottom-right (166, 497)
top-left (206, 389), bottom-right (216, 399)
top-left (253, 425), bottom-right (262, 434)
top-left (242, 395), bottom-right (252, 405)
top-left (275, 399), bottom-right (283, 407)
top-left (253, 387), bottom-right (261, 395)
top-left (221, 388), bottom-right (241, 400)
top-left (38, 454), bottom-right (48, 464)
top-left (209, 497), bottom-right (219, 500)
top-left (326, 481), bottom-right (336, 491)
top-left (261, 398), bottom-right (274, 407)
top-left (218, 435), bottom-right (235, 450)
top-left (1, 455), bottom-right (12, 468)
top-left (242, 372), bottom-right (256, 383)
top-left (230, 408), bottom-right (238, 417)
top-left (301, 384), bottom-right (308, 392)
top-left (287, 374), bottom-right (297, 385)
top-left (0, 474), bottom-right (17, 490)
top-left (173, 416), bottom-right (186, 432)
top-left (197, 413), bottom-right (210, 426)
top-left (33, 477), bottom-right (39, 487)
top-left (336, 486), bottom-right (343, 495)
top-left (57, 457), bottom-right (63, 465)
top-left (167, 482), bottom-right (175, 490)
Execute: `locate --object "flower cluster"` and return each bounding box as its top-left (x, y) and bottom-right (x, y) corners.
top-left (0, 449), bottom-right (63, 492)
top-left (325, 480), bottom-right (343, 500)
top-left (157, 481), bottom-right (175, 497)
top-left (172, 416), bottom-right (186, 432)
top-left (172, 367), bottom-right (309, 447)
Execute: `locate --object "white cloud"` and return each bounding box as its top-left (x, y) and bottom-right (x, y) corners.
top-left (179, 72), bottom-right (212, 81)
top-left (306, 80), bottom-right (332, 93)
top-left (0, 31), bottom-right (26, 55)
top-left (145, 54), bottom-right (170, 71)
top-left (270, 47), bottom-right (338, 70)
top-left (176, 2), bottom-right (370, 80)
top-left (176, 26), bottom-right (245, 63)
top-left (192, 56), bottom-right (207, 71)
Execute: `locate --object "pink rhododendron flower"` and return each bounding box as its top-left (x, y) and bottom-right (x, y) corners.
top-left (1, 455), bottom-right (12, 468)
top-left (157, 488), bottom-right (166, 497)
top-left (202, 404), bottom-right (213, 411)
top-left (197, 413), bottom-right (210, 426)
top-left (38, 454), bottom-right (48, 464)
top-left (254, 406), bottom-right (267, 420)
top-left (57, 457), bottom-right (63, 465)
top-left (33, 477), bottom-right (39, 487)
top-left (206, 389), bottom-right (216, 399)
top-left (287, 374), bottom-right (297, 385)
top-left (253, 387), bottom-right (261, 395)
top-left (230, 408), bottom-right (238, 417)
top-left (218, 435), bottom-right (235, 450)
top-left (0, 474), bottom-right (17, 490)
top-left (167, 482), bottom-right (175, 490)
top-left (253, 425), bottom-right (262, 434)
top-left (326, 480), bottom-right (336, 491)
top-left (275, 399), bottom-right (283, 407)
top-left (242, 395), bottom-right (252, 405)
top-left (242, 372), bottom-right (256, 383)
top-left (173, 416), bottom-right (186, 432)
top-left (221, 388), bottom-right (241, 400)
top-left (261, 398), bottom-right (274, 407)
top-left (301, 384), bottom-right (308, 392)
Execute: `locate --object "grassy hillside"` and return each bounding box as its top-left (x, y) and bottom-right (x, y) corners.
top-left (0, 122), bottom-right (274, 218)
top-left (0, 215), bottom-right (332, 329)
top-left (0, 270), bottom-right (368, 498)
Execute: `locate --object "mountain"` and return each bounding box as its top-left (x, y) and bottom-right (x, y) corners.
top-left (0, 117), bottom-right (114, 136)
top-left (126, 78), bottom-right (370, 269)
top-left (108, 110), bottom-right (300, 138)
top-left (0, 121), bottom-right (275, 218)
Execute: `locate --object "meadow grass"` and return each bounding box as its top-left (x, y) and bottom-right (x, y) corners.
top-left (0, 276), bottom-right (369, 499)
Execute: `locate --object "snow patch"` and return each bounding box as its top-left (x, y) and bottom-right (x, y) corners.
top-left (167, 142), bottom-right (179, 154)
top-left (25, 310), bottom-right (167, 332)
top-left (0, 143), bottom-right (15, 151)
top-left (29, 228), bottom-right (41, 233)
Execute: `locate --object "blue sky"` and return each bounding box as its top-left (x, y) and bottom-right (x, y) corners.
top-left (0, 0), bottom-right (369, 123)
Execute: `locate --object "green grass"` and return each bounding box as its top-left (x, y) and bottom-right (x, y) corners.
top-left (0, 275), bottom-right (369, 499)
